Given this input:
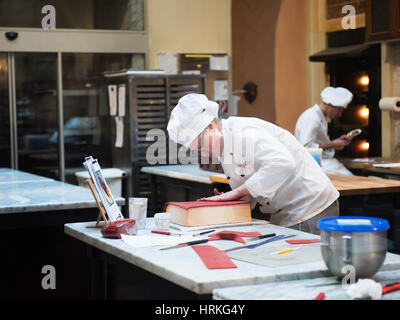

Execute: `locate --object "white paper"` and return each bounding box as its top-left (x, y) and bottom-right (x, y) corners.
top-left (121, 234), bottom-right (194, 248)
top-left (351, 158), bottom-right (375, 163)
top-left (118, 84), bottom-right (126, 117)
top-left (158, 53), bottom-right (178, 75)
top-left (83, 156), bottom-right (124, 222)
top-left (169, 219), bottom-right (269, 232)
top-left (114, 116), bottom-right (124, 148)
top-left (214, 80), bottom-right (229, 101)
top-left (108, 85), bottom-right (117, 116)
top-left (210, 55), bottom-right (229, 71)
top-left (373, 163), bottom-right (400, 168)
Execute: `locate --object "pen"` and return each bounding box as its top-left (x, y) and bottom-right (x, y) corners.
top-left (151, 230), bottom-right (182, 236)
top-left (192, 229), bottom-right (215, 237)
top-left (160, 239), bottom-right (209, 250)
top-left (270, 247), bottom-right (300, 255)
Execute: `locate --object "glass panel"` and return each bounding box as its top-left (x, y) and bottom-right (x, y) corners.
top-left (62, 53), bottom-right (144, 183)
top-left (0, 54), bottom-right (11, 168)
top-left (15, 53), bottom-right (58, 179)
top-left (372, 0), bottom-right (390, 33)
top-left (0, 0), bottom-right (144, 31)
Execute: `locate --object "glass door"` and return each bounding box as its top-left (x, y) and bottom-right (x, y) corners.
top-left (14, 53), bottom-right (58, 179)
top-left (0, 53), bottom-right (11, 168)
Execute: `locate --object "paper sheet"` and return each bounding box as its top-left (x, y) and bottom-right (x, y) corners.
top-left (114, 116), bottom-right (124, 148)
top-left (169, 219), bottom-right (269, 232)
top-left (351, 158), bottom-right (375, 163)
top-left (121, 234), bottom-right (194, 248)
top-left (83, 156), bottom-right (124, 222)
top-left (158, 53), bottom-right (178, 75)
top-left (373, 163), bottom-right (400, 168)
top-left (214, 80), bottom-right (228, 101)
top-left (108, 85), bottom-right (117, 116)
top-left (210, 55), bottom-right (229, 71)
top-left (118, 84), bottom-right (126, 117)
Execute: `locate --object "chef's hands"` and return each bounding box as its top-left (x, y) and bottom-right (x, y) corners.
top-left (198, 185), bottom-right (250, 202)
top-left (331, 135), bottom-right (351, 150)
top-left (320, 135), bottom-right (351, 151)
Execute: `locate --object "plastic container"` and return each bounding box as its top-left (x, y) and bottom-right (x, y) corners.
top-left (154, 212), bottom-right (170, 231)
top-left (129, 197), bottom-right (148, 230)
top-left (75, 168), bottom-right (126, 197)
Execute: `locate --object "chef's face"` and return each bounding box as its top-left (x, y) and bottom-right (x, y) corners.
top-left (327, 104), bottom-right (345, 119)
top-left (188, 122), bottom-right (223, 158)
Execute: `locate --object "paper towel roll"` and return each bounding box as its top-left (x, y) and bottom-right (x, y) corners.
top-left (379, 97), bottom-right (400, 112)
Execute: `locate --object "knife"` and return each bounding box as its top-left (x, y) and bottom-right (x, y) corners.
top-left (192, 229), bottom-right (216, 237)
top-left (305, 281), bottom-right (340, 288)
top-left (247, 233), bottom-right (276, 242)
top-left (224, 234), bottom-right (296, 253)
top-left (160, 239), bottom-right (209, 250)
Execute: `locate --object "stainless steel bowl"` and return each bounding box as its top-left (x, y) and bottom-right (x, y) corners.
top-left (320, 229), bottom-right (387, 279)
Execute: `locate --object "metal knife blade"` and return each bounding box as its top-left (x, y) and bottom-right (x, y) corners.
top-left (160, 238), bottom-right (209, 251)
top-left (247, 233), bottom-right (276, 242)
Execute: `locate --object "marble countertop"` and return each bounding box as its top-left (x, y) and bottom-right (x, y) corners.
top-left (0, 168), bottom-right (124, 214)
top-left (213, 269), bottom-right (400, 300)
top-left (141, 164), bottom-right (223, 185)
top-left (64, 219), bottom-right (400, 296)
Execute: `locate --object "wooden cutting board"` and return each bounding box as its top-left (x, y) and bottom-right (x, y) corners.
top-left (327, 173), bottom-right (400, 196)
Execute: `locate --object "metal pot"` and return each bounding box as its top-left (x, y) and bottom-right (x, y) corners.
top-left (318, 217), bottom-right (389, 279)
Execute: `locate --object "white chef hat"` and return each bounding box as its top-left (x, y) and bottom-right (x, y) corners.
top-left (321, 87), bottom-right (353, 108)
top-left (167, 94), bottom-right (219, 148)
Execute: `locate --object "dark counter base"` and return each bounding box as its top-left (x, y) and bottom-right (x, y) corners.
top-left (0, 208), bottom-right (99, 299)
top-left (87, 246), bottom-right (211, 300)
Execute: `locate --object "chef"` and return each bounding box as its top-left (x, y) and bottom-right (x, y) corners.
top-left (294, 86), bottom-right (354, 175)
top-left (167, 93), bottom-right (340, 234)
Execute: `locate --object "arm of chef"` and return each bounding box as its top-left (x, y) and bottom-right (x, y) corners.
top-left (244, 138), bottom-right (297, 200)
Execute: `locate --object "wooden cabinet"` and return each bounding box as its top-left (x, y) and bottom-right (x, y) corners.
top-left (366, 0), bottom-right (400, 42)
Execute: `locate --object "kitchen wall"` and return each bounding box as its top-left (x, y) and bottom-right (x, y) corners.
top-left (274, 0), bottom-right (308, 133)
top-left (146, 0), bottom-right (231, 69)
top-left (231, 0), bottom-right (308, 133)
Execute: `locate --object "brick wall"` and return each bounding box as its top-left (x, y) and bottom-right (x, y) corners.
top-left (326, 0), bottom-right (366, 20)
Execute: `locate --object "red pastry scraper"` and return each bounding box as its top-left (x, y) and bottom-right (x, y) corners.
top-left (208, 231), bottom-right (261, 244)
top-left (192, 245), bottom-right (237, 269)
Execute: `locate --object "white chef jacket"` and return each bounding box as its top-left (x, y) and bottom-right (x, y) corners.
top-left (294, 104), bottom-right (334, 159)
top-left (220, 117), bottom-right (339, 228)
top-left (294, 104), bottom-right (353, 175)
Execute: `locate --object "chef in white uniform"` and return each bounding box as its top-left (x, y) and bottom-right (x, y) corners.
top-left (294, 87), bottom-right (354, 175)
top-left (167, 94), bottom-right (340, 234)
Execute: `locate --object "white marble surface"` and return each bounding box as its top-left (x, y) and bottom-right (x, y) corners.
top-left (0, 168), bottom-right (124, 214)
top-left (141, 164), bottom-right (222, 185)
top-left (64, 219), bottom-right (400, 295)
top-left (213, 270), bottom-right (400, 300)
